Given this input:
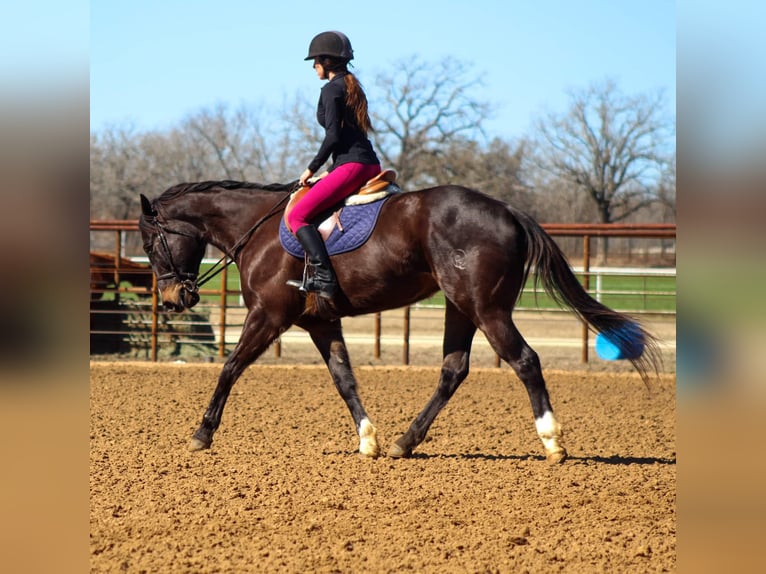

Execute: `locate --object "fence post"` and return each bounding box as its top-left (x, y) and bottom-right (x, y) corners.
top-left (114, 232), bottom-right (122, 305)
top-left (581, 235), bottom-right (591, 363)
top-left (596, 272), bottom-right (602, 302)
top-left (150, 275), bottom-right (159, 362)
top-left (403, 306), bottom-right (410, 365)
top-left (374, 312), bottom-right (381, 359)
top-left (218, 265), bottom-right (228, 358)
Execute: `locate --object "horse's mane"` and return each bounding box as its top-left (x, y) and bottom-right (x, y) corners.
top-left (156, 179), bottom-right (298, 205)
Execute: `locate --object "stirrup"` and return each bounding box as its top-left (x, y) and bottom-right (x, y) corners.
top-left (286, 277), bottom-right (336, 299)
top-left (286, 267), bottom-right (336, 299)
top-left (286, 263), bottom-right (310, 292)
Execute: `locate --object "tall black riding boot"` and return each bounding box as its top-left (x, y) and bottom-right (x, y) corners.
top-left (286, 225), bottom-right (338, 299)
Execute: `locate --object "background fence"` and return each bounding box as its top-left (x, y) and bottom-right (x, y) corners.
top-left (90, 220), bottom-right (675, 366)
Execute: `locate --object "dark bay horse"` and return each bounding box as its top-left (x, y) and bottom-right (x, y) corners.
top-left (138, 180), bottom-right (658, 462)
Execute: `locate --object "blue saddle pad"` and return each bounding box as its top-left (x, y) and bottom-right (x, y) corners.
top-left (279, 197), bottom-right (390, 258)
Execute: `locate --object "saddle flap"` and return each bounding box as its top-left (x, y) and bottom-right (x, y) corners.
top-left (284, 186), bottom-right (310, 233)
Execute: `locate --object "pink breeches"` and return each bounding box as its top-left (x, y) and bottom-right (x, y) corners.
top-left (286, 162), bottom-right (381, 232)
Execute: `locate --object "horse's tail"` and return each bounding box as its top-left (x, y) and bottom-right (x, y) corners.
top-left (509, 206), bottom-right (661, 383)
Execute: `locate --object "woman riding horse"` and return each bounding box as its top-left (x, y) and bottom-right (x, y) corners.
top-left (286, 31), bottom-right (381, 300)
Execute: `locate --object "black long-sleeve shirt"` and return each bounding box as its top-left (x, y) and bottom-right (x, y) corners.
top-left (307, 72), bottom-right (379, 174)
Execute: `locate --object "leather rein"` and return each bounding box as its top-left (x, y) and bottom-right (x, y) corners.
top-left (147, 191), bottom-right (291, 295)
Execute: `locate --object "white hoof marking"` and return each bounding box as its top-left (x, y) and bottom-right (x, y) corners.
top-left (358, 418), bottom-right (380, 458)
top-left (535, 411), bottom-right (564, 458)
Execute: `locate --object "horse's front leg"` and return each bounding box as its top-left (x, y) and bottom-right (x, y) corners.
top-left (189, 310), bottom-right (283, 451)
top-left (301, 317), bottom-right (380, 458)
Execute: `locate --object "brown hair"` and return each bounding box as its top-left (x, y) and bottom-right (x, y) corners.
top-left (318, 56), bottom-right (374, 135)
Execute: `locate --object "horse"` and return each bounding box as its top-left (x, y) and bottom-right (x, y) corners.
top-left (89, 251), bottom-right (154, 300)
top-left (138, 180), bottom-right (658, 463)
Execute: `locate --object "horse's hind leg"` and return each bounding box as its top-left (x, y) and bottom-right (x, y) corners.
top-left (482, 314), bottom-right (567, 463)
top-left (302, 318), bottom-right (380, 458)
top-left (389, 301), bottom-right (477, 458)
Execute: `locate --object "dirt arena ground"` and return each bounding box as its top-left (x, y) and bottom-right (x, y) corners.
top-left (90, 360), bottom-right (675, 572)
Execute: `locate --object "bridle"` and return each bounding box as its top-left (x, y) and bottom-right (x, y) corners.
top-left (144, 191), bottom-right (292, 298)
top-left (149, 218), bottom-right (202, 294)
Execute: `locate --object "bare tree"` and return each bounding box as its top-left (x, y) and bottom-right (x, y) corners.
top-left (369, 56), bottom-right (492, 189)
top-left (90, 122), bottom-right (222, 224)
top-left (92, 56), bottom-right (494, 227)
top-left (655, 154), bottom-right (676, 221)
top-left (419, 136), bottom-right (532, 209)
top-left (91, 97), bottom-right (316, 220)
top-left (181, 98), bottom-right (314, 183)
top-left (531, 79), bottom-right (674, 224)
top-left (181, 104), bottom-right (255, 180)
top-left (90, 124), bottom-right (158, 220)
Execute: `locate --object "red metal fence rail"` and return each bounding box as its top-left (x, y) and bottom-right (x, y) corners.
top-left (90, 220), bottom-right (675, 364)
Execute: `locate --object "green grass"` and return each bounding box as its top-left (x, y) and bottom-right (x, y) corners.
top-left (517, 273), bottom-right (675, 313)
top-left (196, 262), bottom-right (243, 305)
top-left (419, 273), bottom-right (676, 313)
top-left (195, 264), bottom-right (676, 313)
top-left (95, 282), bottom-right (151, 302)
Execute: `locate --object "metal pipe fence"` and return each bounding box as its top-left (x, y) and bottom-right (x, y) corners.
top-left (90, 220), bottom-right (675, 365)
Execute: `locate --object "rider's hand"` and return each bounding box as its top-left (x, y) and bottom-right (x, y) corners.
top-left (299, 169), bottom-right (313, 186)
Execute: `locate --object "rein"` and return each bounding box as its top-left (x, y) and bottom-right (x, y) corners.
top-left (152, 191), bottom-right (292, 292)
top-left (195, 192), bottom-right (290, 287)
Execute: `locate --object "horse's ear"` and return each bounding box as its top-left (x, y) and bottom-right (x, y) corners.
top-left (140, 194), bottom-right (157, 217)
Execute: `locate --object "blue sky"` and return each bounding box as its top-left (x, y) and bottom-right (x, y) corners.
top-left (89, 0), bottom-right (676, 141)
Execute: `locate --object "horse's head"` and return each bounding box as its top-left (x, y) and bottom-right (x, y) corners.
top-left (139, 194), bottom-right (205, 312)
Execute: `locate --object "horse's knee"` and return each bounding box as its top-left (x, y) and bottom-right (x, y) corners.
top-left (328, 342), bottom-right (354, 375)
top-left (441, 352), bottom-right (470, 383)
top-left (329, 340), bottom-right (349, 361)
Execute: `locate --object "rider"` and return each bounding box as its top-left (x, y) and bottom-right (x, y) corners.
top-left (286, 30), bottom-right (381, 300)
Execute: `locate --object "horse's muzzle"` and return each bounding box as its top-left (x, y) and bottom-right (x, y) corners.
top-left (181, 287), bottom-right (200, 309)
top-left (160, 282), bottom-right (200, 312)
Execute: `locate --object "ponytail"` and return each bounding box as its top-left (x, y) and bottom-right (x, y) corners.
top-left (343, 73), bottom-right (374, 135)
top-left (318, 56), bottom-right (374, 135)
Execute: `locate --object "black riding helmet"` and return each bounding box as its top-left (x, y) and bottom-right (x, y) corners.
top-left (304, 31), bottom-right (354, 61)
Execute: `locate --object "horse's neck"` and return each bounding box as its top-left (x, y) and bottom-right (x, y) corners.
top-left (180, 190), bottom-right (286, 254)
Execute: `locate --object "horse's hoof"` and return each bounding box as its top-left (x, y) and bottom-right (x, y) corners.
top-left (188, 437), bottom-right (211, 452)
top-left (359, 445), bottom-right (380, 459)
top-left (358, 419), bottom-right (380, 459)
top-left (546, 448), bottom-right (568, 464)
top-left (388, 442), bottom-right (411, 458)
